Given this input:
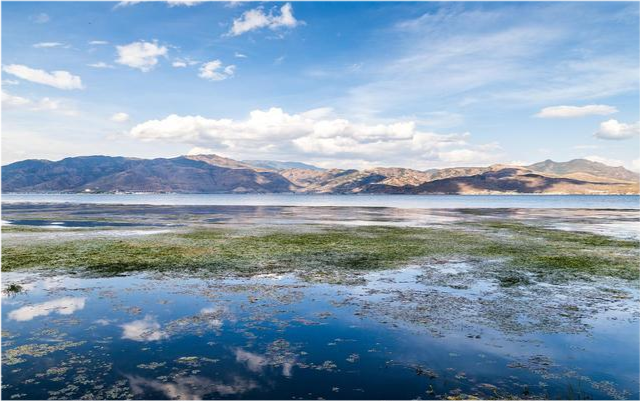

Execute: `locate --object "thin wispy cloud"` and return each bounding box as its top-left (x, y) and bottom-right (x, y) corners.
top-left (535, 105), bottom-right (618, 118)
top-left (2, 64), bottom-right (84, 90)
top-left (32, 42), bottom-right (66, 48)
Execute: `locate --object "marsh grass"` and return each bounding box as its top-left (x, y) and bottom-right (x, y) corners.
top-left (2, 222), bottom-right (638, 282)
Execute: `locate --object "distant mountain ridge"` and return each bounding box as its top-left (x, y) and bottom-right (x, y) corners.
top-left (2, 155), bottom-right (638, 195)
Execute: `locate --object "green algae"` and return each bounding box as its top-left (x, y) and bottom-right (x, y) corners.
top-left (2, 222), bottom-right (638, 283)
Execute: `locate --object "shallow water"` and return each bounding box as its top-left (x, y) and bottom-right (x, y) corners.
top-left (3, 193), bottom-right (640, 209)
top-left (4, 203), bottom-right (640, 240)
top-left (2, 263), bottom-right (639, 400)
top-left (2, 203), bottom-right (639, 399)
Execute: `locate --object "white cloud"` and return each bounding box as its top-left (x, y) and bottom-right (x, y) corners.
top-left (631, 159), bottom-right (640, 173)
top-left (115, 0), bottom-right (203, 8)
top-left (584, 155), bottom-right (625, 167)
top-left (2, 79), bottom-right (20, 85)
top-left (594, 119), bottom-right (640, 140)
top-left (172, 58), bottom-right (199, 68)
top-left (2, 91), bottom-right (31, 107)
top-left (128, 107), bottom-right (495, 167)
top-left (234, 52), bottom-right (248, 58)
top-left (198, 60), bottom-right (235, 81)
top-left (340, 4), bottom-right (639, 119)
top-left (89, 40), bottom-right (109, 45)
top-left (121, 315), bottom-right (168, 341)
top-left (228, 3), bottom-right (301, 36)
top-left (438, 143), bottom-right (503, 164)
top-left (2, 90), bottom-right (78, 116)
top-left (35, 97), bottom-right (79, 116)
top-left (188, 146), bottom-right (217, 155)
top-left (2, 64), bottom-right (83, 90)
top-left (535, 104), bottom-right (618, 118)
top-left (8, 297), bottom-right (86, 321)
top-left (114, 1), bottom-right (141, 9)
top-left (116, 41), bottom-right (168, 72)
top-left (167, 0), bottom-right (204, 6)
top-left (33, 42), bottom-right (65, 48)
top-left (225, 1), bottom-right (242, 8)
top-left (88, 62), bottom-right (115, 69)
top-left (111, 112), bottom-right (130, 123)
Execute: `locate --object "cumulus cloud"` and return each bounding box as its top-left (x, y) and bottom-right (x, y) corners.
top-left (535, 104), bottom-right (618, 118)
top-left (2, 91), bottom-right (31, 107)
top-left (234, 52), bottom-right (247, 58)
top-left (111, 112), bottom-right (130, 122)
top-left (8, 297), bottom-right (86, 321)
top-left (2, 64), bottom-right (83, 90)
top-left (128, 107), bottom-right (495, 167)
top-left (594, 119), bottom-right (640, 140)
top-left (121, 315), bottom-right (168, 341)
top-left (116, 41), bottom-right (168, 72)
top-left (228, 3), bottom-right (300, 36)
top-left (198, 60), bottom-right (235, 81)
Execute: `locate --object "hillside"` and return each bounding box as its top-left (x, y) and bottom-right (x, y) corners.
top-left (2, 155), bottom-right (638, 195)
top-left (2, 155), bottom-right (298, 193)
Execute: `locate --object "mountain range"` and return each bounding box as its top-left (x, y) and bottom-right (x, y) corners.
top-left (2, 155), bottom-right (638, 195)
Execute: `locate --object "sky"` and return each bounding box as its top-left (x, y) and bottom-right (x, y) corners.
top-left (1, 1), bottom-right (639, 170)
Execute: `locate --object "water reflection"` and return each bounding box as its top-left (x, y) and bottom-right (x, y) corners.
top-left (121, 315), bottom-right (169, 342)
top-left (8, 297), bottom-right (86, 321)
top-left (2, 266), bottom-right (638, 400)
top-left (127, 374), bottom-right (259, 400)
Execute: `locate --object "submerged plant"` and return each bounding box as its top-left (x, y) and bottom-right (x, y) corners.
top-left (2, 283), bottom-right (24, 297)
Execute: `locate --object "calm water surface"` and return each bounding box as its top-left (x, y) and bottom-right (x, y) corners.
top-left (2, 266), bottom-right (638, 400)
top-left (2, 200), bottom-right (639, 399)
top-left (3, 193), bottom-right (639, 209)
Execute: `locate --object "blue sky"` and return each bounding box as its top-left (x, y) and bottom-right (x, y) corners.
top-left (2, 1), bottom-right (639, 170)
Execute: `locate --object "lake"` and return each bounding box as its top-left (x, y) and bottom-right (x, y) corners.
top-left (1, 199), bottom-right (639, 400)
top-left (2, 193), bottom-right (640, 209)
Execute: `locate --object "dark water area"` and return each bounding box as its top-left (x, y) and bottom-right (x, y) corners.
top-left (2, 266), bottom-right (639, 400)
